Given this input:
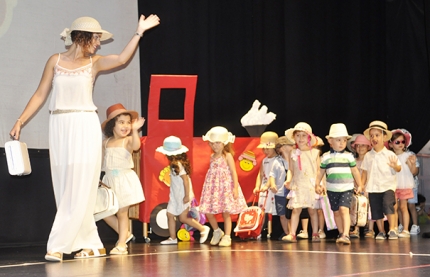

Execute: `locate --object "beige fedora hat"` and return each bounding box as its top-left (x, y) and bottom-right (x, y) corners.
top-left (257, 131), bottom-right (279, 148)
top-left (325, 123), bottom-right (352, 139)
top-left (101, 103), bottom-right (138, 130)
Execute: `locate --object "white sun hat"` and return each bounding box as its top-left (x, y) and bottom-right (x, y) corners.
top-left (285, 122), bottom-right (317, 146)
top-left (60, 17), bottom-right (113, 46)
top-left (156, 136), bottom-right (189, 156)
top-left (325, 123), bottom-right (352, 139)
top-left (202, 126), bottom-right (235, 145)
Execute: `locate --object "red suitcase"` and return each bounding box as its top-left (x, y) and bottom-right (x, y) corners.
top-left (234, 192), bottom-right (267, 239)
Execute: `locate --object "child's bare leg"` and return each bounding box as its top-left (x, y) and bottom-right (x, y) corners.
top-left (408, 202), bottom-right (418, 226)
top-left (387, 214), bottom-right (396, 231)
top-left (399, 200), bottom-right (410, 232)
top-left (393, 200), bottom-right (399, 229)
top-left (339, 206), bottom-right (350, 236)
top-left (301, 218), bottom-right (309, 234)
top-left (103, 215), bottom-right (119, 233)
top-left (375, 219), bottom-right (385, 234)
top-left (166, 212), bottom-right (178, 240)
top-left (205, 213), bottom-right (219, 231)
top-left (280, 216), bottom-right (289, 235)
top-left (222, 212), bottom-right (232, 236)
top-left (290, 208), bottom-right (302, 235)
top-left (178, 210), bottom-right (205, 232)
top-left (317, 209), bottom-right (325, 231)
top-left (333, 211), bottom-right (343, 234)
top-left (116, 206), bottom-right (130, 247)
top-left (308, 208), bottom-right (319, 235)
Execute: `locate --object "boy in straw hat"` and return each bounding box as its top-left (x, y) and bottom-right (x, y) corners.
top-left (315, 123), bottom-right (363, 244)
top-left (361, 120), bottom-right (401, 240)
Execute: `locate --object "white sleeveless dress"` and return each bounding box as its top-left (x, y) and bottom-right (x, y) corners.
top-left (102, 138), bottom-right (145, 208)
top-left (47, 54), bottom-right (103, 253)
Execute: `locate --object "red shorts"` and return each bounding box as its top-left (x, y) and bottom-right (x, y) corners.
top-left (395, 188), bottom-right (414, 200)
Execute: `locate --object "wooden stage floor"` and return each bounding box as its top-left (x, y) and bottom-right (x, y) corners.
top-left (1, 225), bottom-right (430, 277)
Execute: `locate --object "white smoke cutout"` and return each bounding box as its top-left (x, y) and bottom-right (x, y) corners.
top-left (240, 100), bottom-right (276, 127)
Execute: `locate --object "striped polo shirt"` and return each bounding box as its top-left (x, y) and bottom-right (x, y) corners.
top-left (320, 149), bottom-right (356, 192)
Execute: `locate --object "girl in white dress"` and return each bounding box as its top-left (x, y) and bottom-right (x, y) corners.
top-left (101, 104), bottom-right (146, 254)
top-left (10, 15), bottom-right (160, 261)
top-left (156, 136), bottom-right (210, 245)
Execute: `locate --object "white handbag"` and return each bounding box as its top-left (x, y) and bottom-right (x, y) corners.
top-left (5, 140), bottom-right (32, 176)
top-left (94, 181), bottom-right (119, 221)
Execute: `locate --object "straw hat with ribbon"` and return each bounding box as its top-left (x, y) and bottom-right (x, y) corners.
top-left (60, 17), bottom-right (113, 46)
top-left (363, 120), bottom-right (392, 142)
top-left (202, 126), bottom-right (235, 145)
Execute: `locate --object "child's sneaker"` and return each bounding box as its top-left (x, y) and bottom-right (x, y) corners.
top-left (318, 229), bottom-right (326, 239)
top-left (160, 237), bottom-right (178, 245)
top-left (199, 225), bottom-right (211, 243)
top-left (364, 230), bottom-right (375, 238)
top-left (297, 230), bottom-right (308, 239)
top-left (398, 224), bottom-right (404, 233)
top-left (210, 229), bottom-right (224, 245)
top-left (282, 234), bottom-right (297, 243)
top-left (410, 225), bottom-right (420, 235)
top-left (398, 230), bottom-right (410, 238)
top-left (375, 232), bottom-right (386, 240)
top-left (349, 229), bottom-right (359, 238)
top-left (219, 235), bottom-right (231, 247)
top-left (388, 230), bottom-right (398, 240)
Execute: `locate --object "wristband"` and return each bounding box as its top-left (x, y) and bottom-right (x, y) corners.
top-left (17, 118), bottom-right (24, 126)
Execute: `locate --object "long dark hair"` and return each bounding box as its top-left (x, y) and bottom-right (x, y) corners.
top-left (166, 153), bottom-right (191, 175)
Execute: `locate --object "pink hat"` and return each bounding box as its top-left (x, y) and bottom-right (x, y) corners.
top-left (390, 129), bottom-right (412, 148)
top-left (351, 135), bottom-right (371, 150)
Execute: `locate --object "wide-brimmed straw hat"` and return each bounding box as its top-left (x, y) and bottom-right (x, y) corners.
top-left (285, 122), bottom-right (317, 146)
top-left (315, 136), bottom-right (324, 147)
top-left (60, 17), bottom-right (113, 46)
top-left (276, 136), bottom-right (295, 148)
top-left (202, 126), bottom-right (235, 145)
top-left (101, 103), bottom-right (138, 130)
top-left (390, 128), bottom-right (412, 148)
top-left (156, 136), bottom-right (189, 156)
top-left (326, 123), bottom-right (352, 139)
top-left (363, 120), bottom-right (392, 141)
top-left (257, 131), bottom-right (278, 148)
top-left (351, 134), bottom-right (372, 151)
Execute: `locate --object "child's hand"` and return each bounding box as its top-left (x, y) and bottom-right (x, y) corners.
top-left (407, 155), bottom-right (417, 167)
top-left (387, 156), bottom-right (399, 169)
top-left (137, 14), bottom-right (160, 33)
top-left (355, 186), bottom-right (364, 194)
top-left (183, 195), bottom-right (190, 204)
top-left (233, 187), bottom-right (238, 199)
top-left (260, 186), bottom-right (268, 192)
top-left (253, 187), bottom-right (260, 194)
top-left (315, 184), bottom-right (323, 195)
top-left (269, 185), bottom-right (277, 193)
top-left (132, 117), bottom-right (145, 130)
top-left (284, 181), bottom-right (291, 190)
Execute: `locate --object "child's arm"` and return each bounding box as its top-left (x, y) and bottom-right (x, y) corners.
top-left (315, 168), bottom-right (326, 195)
top-left (361, 170), bottom-right (367, 191)
top-left (226, 153), bottom-right (240, 199)
top-left (180, 174), bottom-right (190, 204)
top-left (253, 168), bottom-right (263, 194)
top-left (284, 157), bottom-right (294, 189)
top-left (268, 176), bottom-right (277, 193)
top-left (127, 117), bottom-right (145, 152)
top-left (406, 154), bottom-right (419, 176)
top-left (351, 166), bottom-right (364, 194)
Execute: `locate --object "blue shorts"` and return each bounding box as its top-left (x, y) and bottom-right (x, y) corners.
top-left (275, 195), bottom-right (286, 216)
top-left (327, 190), bottom-right (353, 211)
top-left (408, 187), bottom-right (418, 204)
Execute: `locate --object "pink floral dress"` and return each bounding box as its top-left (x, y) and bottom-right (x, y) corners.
top-left (199, 155), bottom-right (247, 214)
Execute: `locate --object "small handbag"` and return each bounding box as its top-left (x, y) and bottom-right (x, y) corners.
top-left (94, 181), bottom-right (119, 221)
top-left (5, 140), bottom-right (32, 176)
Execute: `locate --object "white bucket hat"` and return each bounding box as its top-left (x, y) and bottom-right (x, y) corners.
top-left (257, 131), bottom-right (278, 148)
top-left (202, 126), bottom-right (235, 145)
top-left (325, 123), bottom-right (352, 139)
top-left (60, 17), bottom-right (113, 46)
top-left (285, 122), bottom-right (316, 146)
top-left (156, 136), bottom-right (189, 156)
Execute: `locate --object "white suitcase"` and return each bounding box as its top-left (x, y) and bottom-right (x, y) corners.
top-left (5, 141), bottom-right (32, 176)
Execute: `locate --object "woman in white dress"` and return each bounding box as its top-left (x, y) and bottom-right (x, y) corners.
top-left (9, 15), bottom-right (160, 262)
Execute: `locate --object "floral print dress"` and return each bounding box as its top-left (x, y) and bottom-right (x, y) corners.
top-left (199, 155), bottom-right (247, 214)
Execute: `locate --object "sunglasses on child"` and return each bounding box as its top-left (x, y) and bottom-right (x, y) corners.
top-left (392, 140), bottom-right (405, 145)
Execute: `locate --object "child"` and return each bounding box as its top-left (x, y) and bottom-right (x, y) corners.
top-left (200, 126), bottom-right (248, 246)
top-left (101, 104), bottom-right (146, 255)
top-left (283, 122), bottom-right (320, 243)
top-left (348, 134), bottom-right (373, 238)
top-left (361, 121), bottom-right (401, 240)
top-left (156, 136), bottom-right (211, 245)
top-left (253, 131), bottom-right (279, 238)
top-left (315, 124), bottom-right (363, 244)
top-left (388, 129), bottom-right (418, 238)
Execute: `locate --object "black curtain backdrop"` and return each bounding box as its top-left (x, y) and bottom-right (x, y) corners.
top-left (138, 0), bottom-right (430, 153)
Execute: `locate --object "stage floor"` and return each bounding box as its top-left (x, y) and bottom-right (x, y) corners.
top-left (1, 225), bottom-right (430, 277)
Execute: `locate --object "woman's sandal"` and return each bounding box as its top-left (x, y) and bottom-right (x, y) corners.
top-left (74, 248), bottom-right (106, 259)
top-left (45, 252), bottom-right (63, 262)
top-left (110, 245), bottom-right (128, 255)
